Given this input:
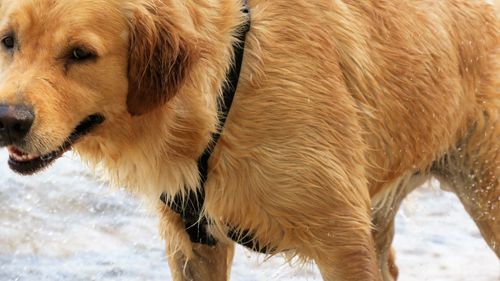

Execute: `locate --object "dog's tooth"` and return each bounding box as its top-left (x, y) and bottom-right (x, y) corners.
top-left (12, 153), bottom-right (22, 161)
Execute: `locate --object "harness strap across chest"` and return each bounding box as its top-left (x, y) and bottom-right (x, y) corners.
top-left (160, 1), bottom-right (268, 253)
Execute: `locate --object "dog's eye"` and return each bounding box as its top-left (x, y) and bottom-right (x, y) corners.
top-left (71, 47), bottom-right (94, 61)
top-left (2, 36), bottom-right (15, 49)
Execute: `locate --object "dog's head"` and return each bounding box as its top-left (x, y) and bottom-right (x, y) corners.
top-left (0, 0), bottom-right (199, 175)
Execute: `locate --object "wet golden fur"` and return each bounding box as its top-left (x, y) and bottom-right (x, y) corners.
top-left (0, 0), bottom-right (498, 280)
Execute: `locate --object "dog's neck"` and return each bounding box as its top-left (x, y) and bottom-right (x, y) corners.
top-left (76, 0), bottom-right (248, 202)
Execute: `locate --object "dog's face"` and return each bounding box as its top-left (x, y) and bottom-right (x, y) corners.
top-left (0, 0), bottom-right (198, 175)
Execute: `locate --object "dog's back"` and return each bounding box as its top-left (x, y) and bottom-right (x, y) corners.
top-left (228, 0), bottom-right (498, 192)
top-left (337, 1), bottom-right (499, 193)
top-left (207, 1), bottom-right (498, 279)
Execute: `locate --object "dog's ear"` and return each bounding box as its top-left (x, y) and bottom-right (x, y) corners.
top-left (126, 3), bottom-right (198, 115)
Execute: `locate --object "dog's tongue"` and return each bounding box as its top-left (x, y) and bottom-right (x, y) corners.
top-left (7, 146), bottom-right (40, 162)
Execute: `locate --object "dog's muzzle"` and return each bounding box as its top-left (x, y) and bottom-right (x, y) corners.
top-left (4, 113), bottom-right (104, 175)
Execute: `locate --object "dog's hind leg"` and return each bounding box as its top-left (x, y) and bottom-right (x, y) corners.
top-left (432, 110), bottom-right (500, 257)
top-left (158, 205), bottom-right (234, 281)
top-left (428, 10), bottom-right (500, 257)
top-left (431, 33), bottom-right (500, 257)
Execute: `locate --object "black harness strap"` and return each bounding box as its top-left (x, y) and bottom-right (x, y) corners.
top-left (160, 2), bottom-right (267, 253)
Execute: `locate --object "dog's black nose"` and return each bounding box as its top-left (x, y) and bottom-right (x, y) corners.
top-left (0, 104), bottom-right (34, 145)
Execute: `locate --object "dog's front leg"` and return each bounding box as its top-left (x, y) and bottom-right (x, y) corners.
top-left (167, 242), bottom-right (235, 281)
top-left (158, 204), bottom-right (235, 281)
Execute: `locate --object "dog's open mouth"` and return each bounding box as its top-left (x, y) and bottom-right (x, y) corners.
top-left (7, 114), bottom-right (104, 175)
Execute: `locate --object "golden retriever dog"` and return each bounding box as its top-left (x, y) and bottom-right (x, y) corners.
top-left (0, 0), bottom-right (498, 280)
